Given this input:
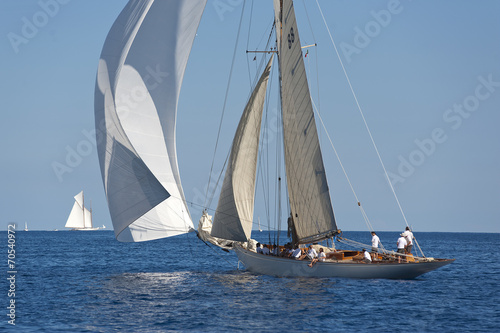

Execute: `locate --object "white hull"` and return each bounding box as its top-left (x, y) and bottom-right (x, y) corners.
top-left (69, 227), bottom-right (102, 231)
top-left (234, 245), bottom-right (454, 279)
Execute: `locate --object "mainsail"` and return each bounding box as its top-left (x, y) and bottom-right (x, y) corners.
top-left (94, 0), bottom-right (207, 242)
top-left (275, 0), bottom-right (338, 244)
top-left (211, 57), bottom-right (274, 242)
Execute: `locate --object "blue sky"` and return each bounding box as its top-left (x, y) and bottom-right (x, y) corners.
top-left (1, 0), bottom-right (499, 234)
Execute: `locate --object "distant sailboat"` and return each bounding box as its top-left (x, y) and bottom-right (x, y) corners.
top-left (65, 191), bottom-right (102, 231)
top-left (94, 0), bottom-right (454, 278)
top-left (24, 222), bottom-right (28, 232)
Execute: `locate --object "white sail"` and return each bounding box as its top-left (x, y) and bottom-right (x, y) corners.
top-left (211, 57), bottom-right (274, 242)
top-left (94, 0), bottom-right (207, 242)
top-left (74, 191), bottom-right (84, 209)
top-left (84, 207), bottom-right (92, 229)
top-left (65, 191), bottom-right (85, 228)
top-left (275, 1), bottom-right (338, 244)
top-left (198, 212), bottom-right (235, 249)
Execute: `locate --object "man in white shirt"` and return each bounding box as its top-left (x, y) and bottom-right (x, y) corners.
top-left (306, 245), bottom-right (317, 260)
top-left (397, 234), bottom-right (407, 263)
top-left (402, 227), bottom-right (413, 254)
top-left (371, 231), bottom-right (380, 260)
top-left (291, 246), bottom-right (302, 259)
top-left (363, 249), bottom-right (372, 263)
top-left (308, 248), bottom-right (326, 267)
top-left (261, 244), bottom-right (270, 255)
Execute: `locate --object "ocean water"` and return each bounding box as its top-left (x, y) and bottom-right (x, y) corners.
top-left (2, 229), bottom-right (499, 332)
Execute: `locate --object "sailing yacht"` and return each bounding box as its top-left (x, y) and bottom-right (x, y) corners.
top-left (65, 191), bottom-right (101, 231)
top-left (94, 0), bottom-right (453, 278)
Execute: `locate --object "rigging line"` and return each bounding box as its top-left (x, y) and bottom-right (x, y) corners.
top-left (205, 149), bottom-right (230, 210)
top-left (246, 0), bottom-right (254, 88)
top-left (257, 130), bottom-right (270, 229)
top-left (301, 0), bottom-right (317, 41)
top-left (411, 228), bottom-right (426, 258)
top-left (262, 52), bottom-right (276, 234)
top-left (204, 0), bottom-right (248, 208)
top-left (258, 125), bottom-right (270, 228)
top-left (276, 119), bottom-right (283, 246)
top-left (265, 61), bottom-right (275, 227)
top-left (315, 0), bottom-right (410, 228)
top-left (247, 18), bottom-right (275, 85)
top-left (339, 237), bottom-right (424, 260)
top-left (255, 20), bottom-right (276, 53)
top-left (274, 85), bottom-right (281, 245)
top-left (311, 98), bottom-right (374, 232)
top-left (257, 63), bottom-right (276, 231)
top-left (337, 238), bottom-right (389, 256)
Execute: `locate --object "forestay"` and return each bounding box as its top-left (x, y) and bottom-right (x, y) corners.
top-left (275, 0), bottom-right (338, 244)
top-left (94, 0), bottom-right (207, 242)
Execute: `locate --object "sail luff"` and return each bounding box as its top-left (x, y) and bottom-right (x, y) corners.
top-left (94, 0), bottom-right (207, 242)
top-left (275, 0), bottom-right (338, 244)
top-left (211, 57), bottom-right (274, 242)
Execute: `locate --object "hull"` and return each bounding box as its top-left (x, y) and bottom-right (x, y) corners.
top-left (69, 227), bottom-right (101, 231)
top-left (234, 245), bottom-right (454, 279)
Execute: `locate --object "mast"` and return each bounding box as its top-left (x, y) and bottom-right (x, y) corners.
top-left (82, 191), bottom-right (85, 230)
top-left (274, 0), bottom-right (338, 244)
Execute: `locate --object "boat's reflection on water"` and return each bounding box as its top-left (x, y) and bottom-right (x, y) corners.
top-left (87, 271), bottom-right (214, 329)
top-left (94, 269), bottom-right (337, 309)
top-left (211, 270), bottom-right (339, 303)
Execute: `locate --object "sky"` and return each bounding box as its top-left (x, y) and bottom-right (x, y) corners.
top-left (1, 0), bottom-right (499, 234)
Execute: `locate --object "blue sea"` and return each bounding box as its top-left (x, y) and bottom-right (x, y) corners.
top-left (2, 229), bottom-right (499, 332)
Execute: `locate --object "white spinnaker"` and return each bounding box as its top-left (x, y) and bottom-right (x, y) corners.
top-left (95, 0), bottom-right (207, 242)
top-left (211, 57), bottom-right (273, 242)
top-left (275, 0), bottom-right (338, 244)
